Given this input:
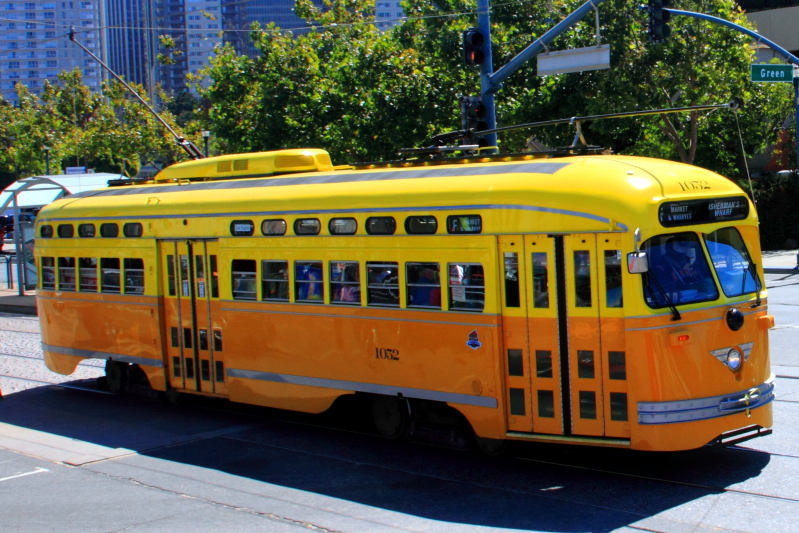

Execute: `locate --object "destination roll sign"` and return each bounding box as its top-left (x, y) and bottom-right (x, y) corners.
top-left (659, 196), bottom-right (749, 227)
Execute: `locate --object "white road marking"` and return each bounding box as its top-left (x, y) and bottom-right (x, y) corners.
top-left (0, 467), bottom-right (49, 483)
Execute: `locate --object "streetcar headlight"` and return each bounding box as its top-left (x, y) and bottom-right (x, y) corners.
top-left (726, 348), bottom-right (743, 372)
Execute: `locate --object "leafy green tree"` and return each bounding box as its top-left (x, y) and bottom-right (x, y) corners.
top-left (0, 69), bottom-right (196, 181)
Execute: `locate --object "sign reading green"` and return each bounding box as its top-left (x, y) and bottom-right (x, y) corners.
top-left (750, 64), bottom-right (793, 82)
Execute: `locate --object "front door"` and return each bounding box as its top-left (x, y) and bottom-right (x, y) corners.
top-left (160, 240), bottom-right (227, 395)
top-left (500, 234), bottom-right (629, 438)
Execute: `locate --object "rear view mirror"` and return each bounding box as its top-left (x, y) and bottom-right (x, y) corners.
top-left (627, 251), bottom-right (649, 274)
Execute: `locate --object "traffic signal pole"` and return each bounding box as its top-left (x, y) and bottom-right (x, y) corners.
top-left (476, 0), bottom-right (497, 152)
top-left (669, 10), bottom-right (799, 177)
top-left (477, 0), bottom-right (610, 151)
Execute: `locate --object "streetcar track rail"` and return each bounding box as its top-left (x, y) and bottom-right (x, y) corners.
top-left (516, 456), bottom-right (799, 505)
top-left (0, 350), bottom-right (104, 366)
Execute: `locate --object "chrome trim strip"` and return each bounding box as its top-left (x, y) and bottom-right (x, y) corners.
top-left (36, 295), bottom-right (158, 307)
top-left (41, 204), bottom-right (626, 232)
top-left (220, 306), bottom-right (499, 328)
top-left (626, 307), bottom-right (768, 331)
top-left (42, 343), bottom-right (164, 368)
top-left (508, 432), bottom-right (630, 446)
top-left (637, 376), bottom-right (774, 425)
top-left (226, 368), bottom-right (498, 408)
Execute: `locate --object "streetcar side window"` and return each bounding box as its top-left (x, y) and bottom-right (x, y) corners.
top-left (231, 259), bottom-right (257, 300)
top-left (295, 261), bottom-right (324, 302)
top-left (294, 219), bottom-right (321, 235)
top-left (532, 252), bottom-right (549, 308)
top-left (366, 262), bottom-right (399, 307)
top-left (101, 258), bottom-right (121, 294)
top-left (40, 225), bottom-right (53, 238)
top-left (503, 253), bottom-right (520, 308)
top-left (78, 257), bottom-right (98, 292)
top-left (209, 255), bottom-right (219, 298)
top-left (448, 263), bottom-right (485, 312)
top-left (406, 262), bottom-right (441, 309)
top-left (330, 261), bottom-right (361, 305)
top-left (604, 250), bottom-right (623, 308)
top-left (405, 216), bottom-right (437, 234)
top-left (100, 223), bottom-right (119, 238)
top-left (366, 217), bottom-right (396, 235)
top-left (41, 257), bottom-right (55, 289)
top-left (124, 258), bottom-right (145, 294)
top-left (574, 250), bottom-right (592, 307)
top-left (58, 257), bottom-right (76, 291)
top-left (57, 224), bottom-right (74, 238)
top-left (329, 218), bottom-right (357, 235)
top-left (78, 223), bottom-right (95, 238)
top-left (123, 222), bottom-right (143, 237)
top-left (166, 256), bottom-right (175, 296)
top-left (262, 260), bottom-right (289, 301)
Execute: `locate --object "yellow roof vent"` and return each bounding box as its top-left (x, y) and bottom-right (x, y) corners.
top-left (154, 148), bottom-right (334, 183)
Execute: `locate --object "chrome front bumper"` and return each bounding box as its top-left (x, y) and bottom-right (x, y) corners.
top-left (638, 375), bottom-right (775, 425)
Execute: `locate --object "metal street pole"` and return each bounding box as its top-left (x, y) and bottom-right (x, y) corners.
top-left (202, 130), bottom-right (210, 158)
top-left (476, 0), bottom-right (497, 152)
top-left (43, 146), bottom-right (50, 175)
top-left (795, 71), bottom-right (799, 171)
top-left (477, 0), bottom-right (610, 151)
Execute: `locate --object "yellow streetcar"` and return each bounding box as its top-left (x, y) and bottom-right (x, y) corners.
top-left (34, 148), bottom-right (774, 452)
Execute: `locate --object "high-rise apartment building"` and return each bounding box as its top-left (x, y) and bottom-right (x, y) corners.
top-left (375, 1), bottom-right (404, 31)
top-left (1, 0), bottom-right (106, 105)
top-left (105, 0), bottom-right (155, 92)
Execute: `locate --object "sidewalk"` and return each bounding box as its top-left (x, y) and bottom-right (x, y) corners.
top-left (0, 286), bottom-right (37, 316)
top-left (761, 249), bottom-right (799, 275)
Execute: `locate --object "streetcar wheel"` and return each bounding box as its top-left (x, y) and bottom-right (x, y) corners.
top-left (474, 435), bottom-right (507, 456)
top-left (372, 395), bottom-right (407, 439)
top-left (105, 360), bottom-right (128, 395)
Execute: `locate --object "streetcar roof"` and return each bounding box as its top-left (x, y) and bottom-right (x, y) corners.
top-left (36, 153), bottom-right (752, 232)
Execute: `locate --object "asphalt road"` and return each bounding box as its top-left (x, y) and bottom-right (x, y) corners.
top-left (1, 275), bottom-right (798, 533)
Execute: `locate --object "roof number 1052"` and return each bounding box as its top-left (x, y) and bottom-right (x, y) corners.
top-left (678, 180), bottom-right (710, 191)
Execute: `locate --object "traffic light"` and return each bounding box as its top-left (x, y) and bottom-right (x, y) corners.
top-left (461, 96), bottom-right (489, 147)
top-left (648, 0), bottom-right (671, 43)
top-left (463, 28), bottom-right (486, 68)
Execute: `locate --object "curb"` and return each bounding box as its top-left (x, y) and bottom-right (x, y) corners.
top-left (0, 304), bottom-right (37, 316)
top-left (764, 267), bottom-right (799, 275)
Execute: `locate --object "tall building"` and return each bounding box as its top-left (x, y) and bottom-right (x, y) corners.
top-left (742, 1), bottom-right (799, 62)
top-left (105, 0), bottom-right (156, 95)
top-left (1, 0), bottom-right (106, 105)
top-left (375, 1), bottom-right (404, 31)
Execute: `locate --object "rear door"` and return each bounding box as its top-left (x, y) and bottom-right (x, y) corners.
top-left (160, 239), bottom-right (227, 395)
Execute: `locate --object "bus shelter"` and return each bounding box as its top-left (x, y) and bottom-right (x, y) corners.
top-left (1, 173), bottom-right (120, 296)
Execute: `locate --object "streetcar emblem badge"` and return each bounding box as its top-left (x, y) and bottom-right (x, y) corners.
top-left (467, 330), bottom-right (482, 350)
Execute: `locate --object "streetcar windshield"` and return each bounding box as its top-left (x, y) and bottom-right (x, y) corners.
top-left (642, 232), bottom-right (719, 308)
top-left (704, 227), bottom-right (759, 297)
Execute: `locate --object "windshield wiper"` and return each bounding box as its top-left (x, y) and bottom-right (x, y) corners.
top-left (747, 260), bottom-right (763, 307)
top-left (644, 271), bottom-right (682, 321)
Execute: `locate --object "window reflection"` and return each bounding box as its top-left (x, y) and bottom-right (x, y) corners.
top-left (704, 227), bottom-right (759, 297)
top-left (642, 232), bottom-right (719, 308)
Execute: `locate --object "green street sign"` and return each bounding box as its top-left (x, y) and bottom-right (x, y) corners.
top-left (751, 64), bottom-right (794, 82)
